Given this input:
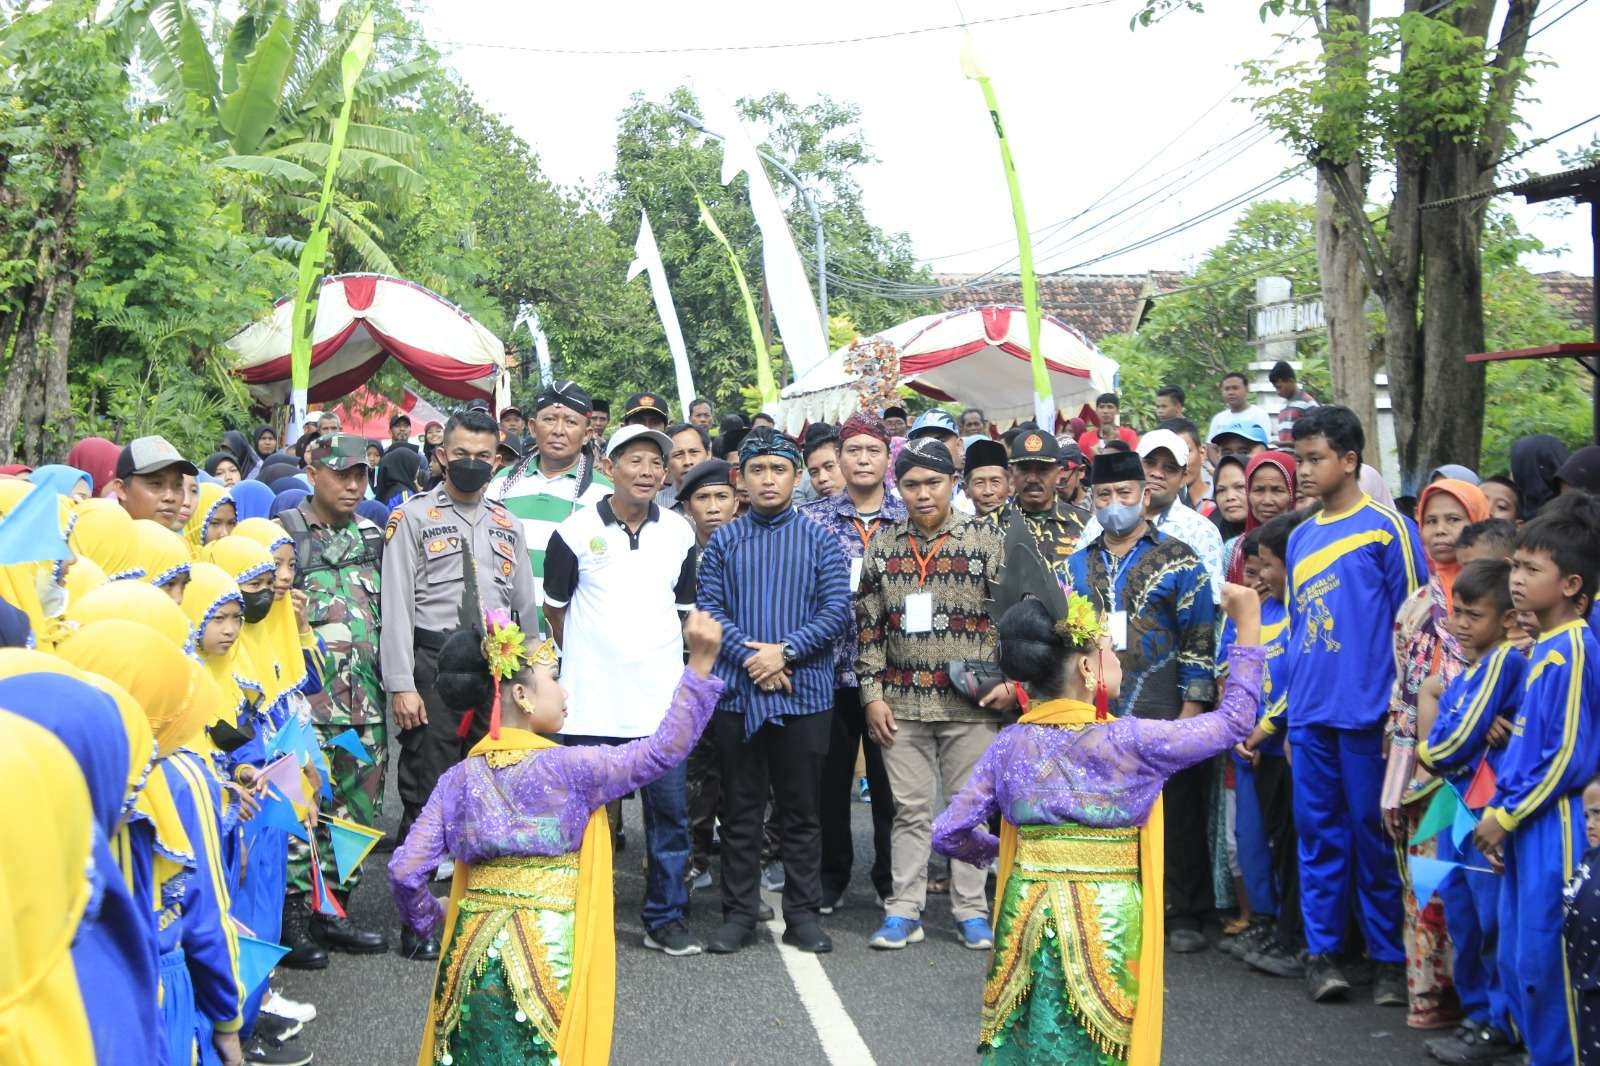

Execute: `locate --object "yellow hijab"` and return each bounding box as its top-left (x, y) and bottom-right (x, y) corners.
top-left (182, 561), bottom-right (256, 728)
top-left (68, 498), bottom-right (145, 580)
top-left (67, 579), bottom-right (194, 655)
top-left (63, 556), bottom-right (107, 603)
top-left (0, 710), bottom-right (94, 1066)
top-left (418, 728), bottom-right (615, 1066)
top-left (129, 518), bottom-right (191, 590)
top-left (183, 483), bottom-right (235, 556)
top-left (993, 698), bottom-right (1164, 1066)
top-left (0, 485), bottom-right (67, 653)
top-left (231, 519), bottom-right (308, 705)
top-left (56, 620), bottom-right (209, 757)
top-left (199, 532), bottom-right (299, 706)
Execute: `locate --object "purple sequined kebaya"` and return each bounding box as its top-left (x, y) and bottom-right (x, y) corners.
top-left (933, 646), bottom-right (1264, 869)
top-left (389, 669), bottom-right (724, 937)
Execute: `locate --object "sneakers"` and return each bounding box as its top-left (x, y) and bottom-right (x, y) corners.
top-left (868, 916), bottom-right (924, 950)
top-left (1167, 928), bottom-right (1208, 954)
top-left (244, 1037), bottom-right (312, 1066)
top-left (1425, 1025), bottom-right (1516, 1063)
top-left (1220, 921), bottom-right (1270, 960)
top-left (957, 917), bottom-right (994, 950)
top-left (254, 1013), bottom-right (302, 1043)
top-left (684, 863), bottom-right (713, 892)
top-left (643, 920), bottom-right (704, 957)
top-left (1305, 954), bottom-right (1352, 1002)
top-left (760, 862), bottom-right (786, 892)
top-left (262, 989), bottom-right (316, 1025)
top-left (1244, 935), bottom-right (1306, 978)
top-left (1372, 961), bottom-right (1407, 1007)
top-left (856, 776), bottom-right (872, 803)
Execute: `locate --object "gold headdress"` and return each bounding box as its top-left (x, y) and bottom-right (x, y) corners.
top-left (479, 610), bottom-right (558, 738)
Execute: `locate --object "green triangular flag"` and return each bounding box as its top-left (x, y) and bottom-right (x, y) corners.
top-left (1409, 784), bottom-right (1460, 845)
top-left (327, 814), bottom-right (384, 885)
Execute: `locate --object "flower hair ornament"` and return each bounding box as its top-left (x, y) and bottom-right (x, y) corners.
top-left (1053, 592), bottom-right (1113, 720)
top-left (473, 610), bottom-right (558, 739)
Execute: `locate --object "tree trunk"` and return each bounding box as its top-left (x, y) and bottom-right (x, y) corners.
top-left (1382, 146), bottom-right (1425, 495)
top-left (1316, 160), bottom-right (1375, 431)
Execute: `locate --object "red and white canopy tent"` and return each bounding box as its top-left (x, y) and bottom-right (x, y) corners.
top-left (321, 385), bottom-right (450, 440)
top-left (226, 273), bottom-right (510, 414)
top-left (771, 304), bottom-right (1119, 434)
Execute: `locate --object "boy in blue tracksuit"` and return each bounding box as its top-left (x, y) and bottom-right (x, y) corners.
top-left (1286, 406), bottom-right (1427, 1006)
top-left (1418, 558), bottom-right (1526, 1063)
top-left (1473, 495), bottom-right (1600, 1066)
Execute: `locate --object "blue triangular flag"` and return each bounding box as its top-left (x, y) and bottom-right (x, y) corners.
top-left (327, 729), bottom-right (373, 765)
top-left (326, 815), bottom-right (384, 885)
top-left (0, 482), bottom-right (70, 566)
top-left (1451, 795), bottom-right (1479, 849)
top-left (236, 935), bottom-right (289, 996)
top-left (266, 716), bottom-right (313, 763)
top-left (1408, 855), bottom-right (1459, 904)
top-left (257, 785), bottom-right (309, 842)
top-left (307, 732), bottom-right (333, 802)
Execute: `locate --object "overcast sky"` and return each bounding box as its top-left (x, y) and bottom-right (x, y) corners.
top-left (416, 0), bottom-right (1598, 289)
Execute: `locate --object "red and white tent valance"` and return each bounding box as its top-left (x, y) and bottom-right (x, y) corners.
top-left (226, 274), bottom-right (508, 404)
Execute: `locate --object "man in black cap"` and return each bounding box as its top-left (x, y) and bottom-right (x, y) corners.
top-left (623, 391), bottom-right (671, 432)
top-left (983, 427), bottom-right (1087, 581)
top-left (881, 404), bottom-right (909, 439)
top-left (588, 397), bottom-right (612, 443)
top-left (488, 379), bottom-right (611, 637)
top-left (387, 412), bottom-right (419, 455)
top-left (962, 438), bottom-right (1010, 518)
top-left (1066, 449), bottom-right (1217, 954)
top-left (111, 435), bottom-right (199, 532)
top-left (499, 404), bottom-right (529, 452)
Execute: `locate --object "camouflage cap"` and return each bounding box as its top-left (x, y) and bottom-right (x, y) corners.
top-left (307, 433), bottom-right (372, 471)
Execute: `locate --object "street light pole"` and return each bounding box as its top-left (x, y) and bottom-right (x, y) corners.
top-left (671, 109), bottom-right (828, 331)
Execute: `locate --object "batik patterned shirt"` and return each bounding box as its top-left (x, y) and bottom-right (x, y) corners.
top-left (801, 489), bottom-right (907, 690)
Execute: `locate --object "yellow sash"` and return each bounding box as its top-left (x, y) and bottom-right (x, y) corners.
top-left (417, 728), bottom-right (615, 1066)
top-left (994, 698), bottom-right (1164, 1066)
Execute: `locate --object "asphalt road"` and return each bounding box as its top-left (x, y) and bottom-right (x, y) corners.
top-left (283, 756), bottom-right (1437, 1066)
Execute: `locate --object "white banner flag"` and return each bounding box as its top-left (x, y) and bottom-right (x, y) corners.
top-left (514, 304), bottom-right (553, 388)
top-left (700, 92), bottom-right (830, 384)
top-left (626, 210), bottom-right (697, 420)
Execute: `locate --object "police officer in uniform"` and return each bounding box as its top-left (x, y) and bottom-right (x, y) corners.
top-left (985, 428), bottom-right (1088, 583)
top-left (277, 433), bottom-right (390, 963)
top-left (380, 408), bottom-right (537, 959)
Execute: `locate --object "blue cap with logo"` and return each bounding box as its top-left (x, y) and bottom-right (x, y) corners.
top-left (908, 409), bottom-right (959, 440)
top-left (1208, 414), bottom-right (1269, 447)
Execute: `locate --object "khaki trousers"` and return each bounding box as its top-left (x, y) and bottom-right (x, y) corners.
top-left (881, 717), bottom-right (998, 923)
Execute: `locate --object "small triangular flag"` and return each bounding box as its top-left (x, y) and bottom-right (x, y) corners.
top-left (326, 815), bottom-right (384, 885)
top-left (235, 935), bottom-right (290, 996)
top-left (1407, 855), bottom-right (1459, 904)
top-left (257, 786), bottom-right (309, 842)
top-left (307, 835), bottom-right (347, 918)
top-left (327, 729), bottom-right (373, 765)
top-left (1451, 794), bottom-right (1479, 849)
top-left (256, 756), bottom-right (306, 814)
top-left (1463, 758), bottom-right (1498, 810)
top-left (0, 482), bottom-right (71, 566)
top-left (1409, 785), bottom-right (1461, 845)
top-left (266, 715), bottom-right (314, 764)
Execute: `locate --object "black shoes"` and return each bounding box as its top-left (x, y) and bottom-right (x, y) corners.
top-left (400, 926), bottom-right (440, 961)
top-left (1371, 961), bottom-right (1407, 1007)
top-left (1167, 927), bottom-right (1208, 953)
top-left (311, 912), bottom-right (388, 955)
top-left (643, 920), bottom-right (705, 957)
top-left (705, 921), bottom-right (758, 955)
top-left (781, 921), bottom-right (832, 954)
top-left (1244, 935), bottom-right (1306, 978)
top-left (1424, 1025), bottom-right (1517, 1064)
top-left (1305, 954), bottom-right (1352, 1002)
top-left (279, 899), bottom-right (329, 971)
top-left (757, 900), bottom-right (775, 923)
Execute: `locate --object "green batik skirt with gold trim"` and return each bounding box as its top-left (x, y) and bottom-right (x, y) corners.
top-left (982, 824), bottom-right (1143, 1066)
top-left (428, 853), bottom-right (578, 1066)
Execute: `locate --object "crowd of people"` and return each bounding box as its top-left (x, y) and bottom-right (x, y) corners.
top-left (2, 359), bottom-right (1600, 1066)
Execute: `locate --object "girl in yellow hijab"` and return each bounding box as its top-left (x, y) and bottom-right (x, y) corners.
top-left (201, 530), bottom-right (323, 716)
top-left (182, 561), bottom-right (266, 767)
top-left (130, 518), bottom-right (193, 604)
top-left (233, 517), bottom-right (323, 705)
top-left (184, 482), bottom-right (238, 556)
top-left (55, 621), bottom-right (248, 1066)
top-left (68, 497), bottom-right (146, 580)
top-left (0, 710), bottom-right (95, 1066)
top-left (67, 578), bottom-right (195, 654)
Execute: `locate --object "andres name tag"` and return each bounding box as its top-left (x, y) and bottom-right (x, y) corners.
top-left (904, 592), bottom-right (933, 634)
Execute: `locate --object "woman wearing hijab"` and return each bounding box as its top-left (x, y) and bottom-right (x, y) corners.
top-left (374, 446), bottom-right (423, 509)
top-left (0, 666), bottom-right (164, 1065)
top-left (67, 578), bottom-right (196, 654)
top-left (1224, 451), bottom-right (1298, 584)
top-left (355, 498), bottom-right (391, 528)
top-left (205, 452), bottom-right (244, 486)
top-left (269, 474), bottom-right (307, 498)
top-left (0, 710), bottom-right (96, 1065)
top-left (185, 482), bottom-right (239, 555)
top-left (28, 464), bottom-right (92, 501)
top-left (67, 436), bottom-right (122, 497)
top-left (219, 430), bottom-right (262, 482)
top-left (69, 497), bottom-right (147, 580)
top-left (1379, 478), bottom-right (1489, 1030)
top-left (56, 621), bottom-right (248, 1066)
top-left (269, 487), bottom-right (309, 518)
top-left (228, 479), bottom-right (276, 521)
top-left (252, 425), bottom-right (279, 459)
top-left (1509, 434), bottom-right (1570, 519)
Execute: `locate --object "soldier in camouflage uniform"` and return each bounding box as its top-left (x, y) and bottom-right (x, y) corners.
top-left (278, 433), bottom-right (390, 959)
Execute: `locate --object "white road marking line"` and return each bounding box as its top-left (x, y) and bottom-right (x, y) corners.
top-left (764, 892), bottom-right (878, 1066)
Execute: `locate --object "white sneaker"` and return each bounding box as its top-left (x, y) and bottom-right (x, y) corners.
top-left (433, 860), bottom-right (455, 883)
top-left (262, 988), bottom-right (317, 1024)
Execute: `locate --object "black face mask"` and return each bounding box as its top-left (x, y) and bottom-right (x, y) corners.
top-left (446, 458), bottom-right (493, 495)
top-left (241, 587), bottom-right (274, 625)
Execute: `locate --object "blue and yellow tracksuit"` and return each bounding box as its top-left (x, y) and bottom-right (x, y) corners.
top-left (1418, 641), bottom-right (1526, 1036)
top-left (1221, 602), bottom-right (1291, 917)
top-left (1486, 620), bottom-right (1600, 1065)
top-left (1284, 493), bottom-right (1427, 963)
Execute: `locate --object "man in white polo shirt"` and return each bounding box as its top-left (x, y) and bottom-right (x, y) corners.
top-left (542, 423), bottom-right (702, 957)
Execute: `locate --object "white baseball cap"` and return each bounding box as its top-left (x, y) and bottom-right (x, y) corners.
top-left (605, 423), bottom-right (673, 460)
top-left (1137, 428), bottom-right (1190, 468)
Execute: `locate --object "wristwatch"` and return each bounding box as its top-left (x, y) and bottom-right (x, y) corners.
top-left (781, 642), bottom-right (798, 664)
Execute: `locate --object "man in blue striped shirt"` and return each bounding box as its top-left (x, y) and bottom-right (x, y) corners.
top-left (696, 427), bottom-right (853, 956)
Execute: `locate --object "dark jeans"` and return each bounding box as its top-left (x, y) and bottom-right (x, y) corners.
top-left (1164, 756), bottom-right (1215, 931)
top-left (397, 639), bottom-right (483, 842)
top-left (563, 734), bottom-right (690, 933)
top-left (819, 687), bottom-right (894, 902)
top-left (714, 708), bottom-right (831, 927)
top-left (687, 730), bottom-right (720, 872)
top-left (1254, 752), bottom-right (1302, 948)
